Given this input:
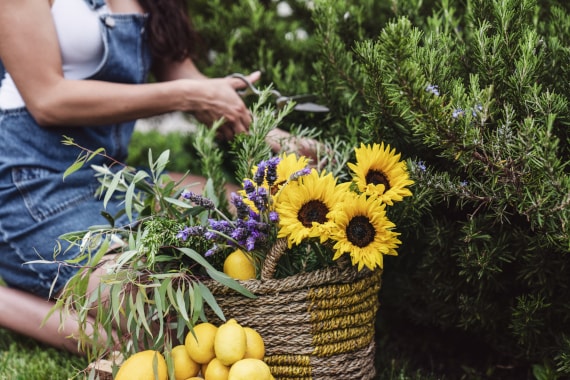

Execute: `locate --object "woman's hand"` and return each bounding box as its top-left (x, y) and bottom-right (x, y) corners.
top-left (155, 58), bottom-right (261, 141)
top-left (188, 71), bottom-right (261, 141)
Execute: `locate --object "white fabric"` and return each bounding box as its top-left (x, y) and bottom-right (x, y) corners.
top-left (0, 0), bottom-right (106, 109)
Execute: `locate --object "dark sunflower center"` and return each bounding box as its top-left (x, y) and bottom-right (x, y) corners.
top-left (366, 169), bottom-right (390, 191)
top-left (298, 200), bottom-right (329, 227)
top-left (346, 215), bottom-right (376, 248)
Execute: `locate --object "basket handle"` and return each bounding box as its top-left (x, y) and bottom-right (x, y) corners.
top-left (259, 238), bottom-right (352, 280)
top-left (260, 238), bottom-right (287, 280)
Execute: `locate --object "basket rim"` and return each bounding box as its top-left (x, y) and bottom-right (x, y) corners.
top-left (205, 263), bottom-right (381, 295)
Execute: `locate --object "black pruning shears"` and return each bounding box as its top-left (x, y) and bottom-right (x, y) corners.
top-left (230, 73), bottom-right (330, 113)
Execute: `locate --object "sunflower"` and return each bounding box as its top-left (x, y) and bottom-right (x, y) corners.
top-left (329, 192), bottom-right (401, 271)
top-left (347, 143), bottom-right (414, 205)
top-left (274, 152), bottom-right (311, 189)
top-left (275, 169), bottom-right (343, 248)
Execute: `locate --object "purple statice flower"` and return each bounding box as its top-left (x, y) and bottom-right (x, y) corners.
top-left (176, 225), bottom-right (208, 241)
top-left (204, 230), bottom-right (217, 240)
top-left (230, 226), bottom-right (248, 242)
top-left (204, 244), bottom-right (223, 257)
top-left (181, 191), bottom-right (215, 209)
top-left (226, 217), bottom-right (271, 251)
top-left (269, 211), bottom-right (279, 223)
top-left (231, 192), bottom-right (251, 220)
top-left (245, 235), bottom-right (258, 251)
top-left (289, 167), bottom-right (311, 181)
top-left (249, 186), bottom-right (269, 212)
top-left (265, 157), bottom-right (280, 186)
top-left (208, 219), bottom-right (234, 236)
top-left (425, 84), bottom-right (440, 96)
top-left (253, 161), bottom-right (267, 186)
top-left (243, 179), bottom-right (255, 195)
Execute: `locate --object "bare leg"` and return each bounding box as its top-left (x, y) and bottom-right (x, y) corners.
top-left (0, 286), bottom-right (91, 354)
top-left (0, 257), bottom-right (119, 355)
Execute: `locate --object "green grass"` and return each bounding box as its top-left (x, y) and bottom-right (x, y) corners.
top-left (0, 329), bottom-right (87, 380)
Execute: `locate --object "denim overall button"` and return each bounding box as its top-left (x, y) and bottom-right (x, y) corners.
top-left (104, 16), bottom-right (115, 28)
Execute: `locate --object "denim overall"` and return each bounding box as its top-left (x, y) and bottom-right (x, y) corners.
top-left (0, 0), bottom-right (152, 298)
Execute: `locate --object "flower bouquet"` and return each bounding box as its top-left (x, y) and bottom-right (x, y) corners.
top-left (56, 106), bottom-right (413, 379)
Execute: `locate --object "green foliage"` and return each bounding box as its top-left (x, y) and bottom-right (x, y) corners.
top-left (181, 0), bottom-right (570, 378)
top-left (54, 138), bottom-right (255, 367)
top-left (319, 0), bottom-right (569, 377)
top-left (128, 129), bottom-right (201, 173)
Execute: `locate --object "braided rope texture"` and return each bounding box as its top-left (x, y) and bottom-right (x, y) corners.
top-left (205, 265), bottom-right (382, 380)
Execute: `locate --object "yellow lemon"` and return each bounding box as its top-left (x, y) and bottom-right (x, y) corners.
top-left (115, 350), bottom-right (167, 380)
top-left (185, 378), bottom-right (204, 380)
top-left (223, 249), bottom-right (256, 280)
top-left (185, 322), bottom-right (218, 364)
top-left (243, 327), bottom-right (265, 360)
top-left (228, 358), bottom-right (272, 380)
top-left (172, 344), bottom-right (201, 380)
top-left (214, 319), bottom-right (247, 366)
top-left (204, 357), bottom-right (230, 380)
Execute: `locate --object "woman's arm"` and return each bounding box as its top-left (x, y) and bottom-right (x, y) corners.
top-left (0, 0), bottom-right (253, 137)
top-left (153, 57), bottom-right (261, 140)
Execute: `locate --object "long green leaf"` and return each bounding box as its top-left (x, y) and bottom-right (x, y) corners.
top-left (206, 268), bottom-right (256, 299)
top-left (63, 159), bottom-right (86, 180)
top-left (153, 286), bottom-right (165, 343)
top-left (135, 291), bottom-right (153, 336)
top-left (176, 247), bottom-right (255, 298)
top-left (175, 286), bottom-right (190, 323)
top-left (191, 283), bottom-right (203, 325)
top-left (197, 282), bottom-right (225, 321)
top-left (103, 171), bottom-right (123, 209)
top-left (164, 197), bottom-right (194, 209)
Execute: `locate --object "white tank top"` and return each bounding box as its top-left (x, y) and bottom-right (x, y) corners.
top-left (0, 0), bottom-right (106, 109)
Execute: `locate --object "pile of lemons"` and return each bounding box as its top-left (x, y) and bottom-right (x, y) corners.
top-left (115, 319), bottom-right (272, 380)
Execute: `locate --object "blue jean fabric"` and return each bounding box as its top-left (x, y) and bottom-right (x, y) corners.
top-left (0, 0), bottom-right (152, 298)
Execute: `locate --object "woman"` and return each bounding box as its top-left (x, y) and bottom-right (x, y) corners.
top-left (0, 0), bottom-right (313, 353)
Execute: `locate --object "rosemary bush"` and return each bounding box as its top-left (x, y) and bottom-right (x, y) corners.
top-left (167, 0), bottom-right (570, 378)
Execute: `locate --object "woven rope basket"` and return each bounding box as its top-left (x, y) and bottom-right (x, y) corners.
top-left (204, 238), bottom-right (382, 380)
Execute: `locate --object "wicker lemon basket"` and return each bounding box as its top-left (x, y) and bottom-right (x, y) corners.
top-left (90, 239), bottom-right (382, 379)
top-left (203, 238), bottom-right (382, 380)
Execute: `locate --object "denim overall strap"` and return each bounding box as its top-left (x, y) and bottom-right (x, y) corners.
top-left (0, 3), bottom-right (152, 298)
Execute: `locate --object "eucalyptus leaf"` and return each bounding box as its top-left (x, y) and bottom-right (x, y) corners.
top-left (197, 282), bottom-right (225, 321)
top-left (206, 268), bottom-right (255, 299)
top-left (175, 286), bottom-right (190, 323)
top-left (103, 171), bottom-right (123, 209)
top-left (191, 284), bottom-right (203, 325)
top-left (153, 149), bottom-right (170, 178)
top-left (62, 159), bottom-right (86, 180)
top-left (152, 288), bottom-right (165, 344)
top-left (135, 291), bottom-right (153, 336)
top-left (164, 197), bottom-right (195, 209)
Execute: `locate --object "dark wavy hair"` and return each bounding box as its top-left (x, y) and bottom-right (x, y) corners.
top-left (137, 0), bottom-right (202, 62)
